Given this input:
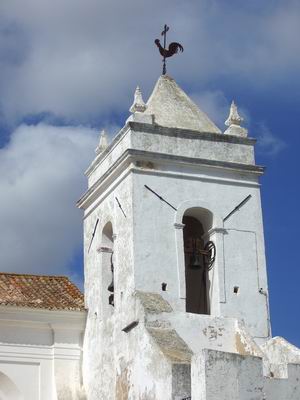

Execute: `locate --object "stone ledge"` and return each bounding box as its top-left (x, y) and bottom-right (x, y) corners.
top-left (85, 121), bottom-right (256, 179)
top-left (147, 327), bottom-right (192, 363)
top-left (128, 121), bottom-right (256, 146)
top-left (135, 291), bottom-right (173, 314)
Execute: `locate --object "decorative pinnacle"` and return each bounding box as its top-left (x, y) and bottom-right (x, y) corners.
top-left (225, 101), bottom-right (244, 127)
top-left (129, 86), bottom-right (147, 113)
top-left (224, 101), bottom-right (248, 137)
top-left (95, 129), bottom-right (109, 155)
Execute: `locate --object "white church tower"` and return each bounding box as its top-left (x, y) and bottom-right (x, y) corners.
top-left (78, 75), bottom-right (300, 399)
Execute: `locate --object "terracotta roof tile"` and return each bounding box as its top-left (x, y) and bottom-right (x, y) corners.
top-left (0, 273), bottom-right (85, 311)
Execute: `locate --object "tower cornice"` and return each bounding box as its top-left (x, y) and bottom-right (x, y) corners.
top-left (77, 147), bottom-right (264, 213)
top-left (85, 121), bottom-right (257, 182)
top-left (128, 121), bottom-right (256, 145)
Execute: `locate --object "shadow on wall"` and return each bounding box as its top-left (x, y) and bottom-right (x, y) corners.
top-left (0, 371), bottom-right (23, 400)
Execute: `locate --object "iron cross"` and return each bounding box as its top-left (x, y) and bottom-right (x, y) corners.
top-left (161, 25), bottom-right (169, 75)
top-left (155, 25), bottom-right (184, 75)
top-left (161, 24), bottom-right (169, 75)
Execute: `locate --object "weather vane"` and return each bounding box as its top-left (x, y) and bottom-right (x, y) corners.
top-left (155, 25), bottom-right (184, 75)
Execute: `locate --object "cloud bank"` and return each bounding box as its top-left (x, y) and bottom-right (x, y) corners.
top-left (0, 0), bottom-right (299, 123)
top-left (0, 123), bottom-right (97, 275)
top-left (256, 124), bottom-right (287, 156)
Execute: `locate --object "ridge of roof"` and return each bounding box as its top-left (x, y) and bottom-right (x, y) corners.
top-left (0, 272), bottom-right (69, 279)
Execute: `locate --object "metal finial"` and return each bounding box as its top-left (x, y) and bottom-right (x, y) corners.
top-left (154, 25), bottom-right (184, 75)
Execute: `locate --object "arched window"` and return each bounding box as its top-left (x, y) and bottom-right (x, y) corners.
top-left (182, 208), bottom-right (213, 315)
top-left (101, 222), bottom-right (115, 315)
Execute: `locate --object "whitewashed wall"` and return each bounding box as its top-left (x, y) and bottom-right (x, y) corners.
top-left (0, 306), bottom-right (86, 400)
top-left (81, 121), bottom-right (270, 342)
top-left (192, 349), bottom-right (300, 400)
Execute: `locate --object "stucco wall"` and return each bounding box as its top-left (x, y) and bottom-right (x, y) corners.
top-left (131, 162), bottom-right (269, 340)
top-left (192, 349), bottom-right (300, 400)
top-left (0, 306), bottom-right (86, 400)
top-left (79, 119), bottom-right (294, 399)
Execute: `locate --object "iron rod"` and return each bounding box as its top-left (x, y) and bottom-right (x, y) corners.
top-left (144, 185), bottom-right (177, 211)
top-left (223, 194), bottom-right (252, 222)
top-left (88, 218), bottom-right (99, 253)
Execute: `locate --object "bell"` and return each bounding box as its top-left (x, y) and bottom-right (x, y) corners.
top-left (190, 250), bottom-right (202, 269)
top-left (109, 294), bottom-right (114, 306)
top-left (107, 279), bottom-right (114, 293)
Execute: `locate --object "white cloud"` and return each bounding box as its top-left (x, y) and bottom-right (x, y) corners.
top-left (0, 1), bottom-right (299, 123)
top-left (0, 123), bottom-right (98, 275)
top-left (191, 90), bottom-right (252, 133)
top-left (256, 124), bottom-right (286, 156)
top-left (191, 90), bottom-right (230, 130)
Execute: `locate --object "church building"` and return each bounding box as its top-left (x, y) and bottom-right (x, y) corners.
top-left (0, 74), bottom-right (299, 399)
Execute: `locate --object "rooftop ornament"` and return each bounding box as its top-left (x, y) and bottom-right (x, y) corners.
top-left (155, 24), bottom-right (184, 75)
top-left (95, 129), bottom-right (109, 155)
top-left (129, 86), bottom-right (147, 113)
top-left (127, 85), bottom-right (154, 124)
top-left (224, 101), bottom-right (248, 137)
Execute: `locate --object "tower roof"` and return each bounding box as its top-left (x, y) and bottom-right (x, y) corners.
top-left (144, 75), bottom-right (221, 134)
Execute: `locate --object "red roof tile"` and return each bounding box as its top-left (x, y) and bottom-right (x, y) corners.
top-left (0, 273), bottom-right (85, 311)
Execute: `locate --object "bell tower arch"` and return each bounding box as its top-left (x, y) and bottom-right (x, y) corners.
top-left (101, 221), bottom-right (115, 314)
top-left (183, 214), bottom-right (207, 314)
top-left (182, 207), bottom-right (214, 315)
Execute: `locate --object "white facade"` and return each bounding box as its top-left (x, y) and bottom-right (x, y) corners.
top-left (0, 305), bottom-right (86, 400)
top-left (78, 75), bottom-right (300, 399)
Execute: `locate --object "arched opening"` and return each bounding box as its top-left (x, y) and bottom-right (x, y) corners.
top-left (101, 222), bottom-right (115, 313)
top-left (0, 372), bottom-right (23, 400)
top-left (183, 208), bottom-right (213, 314)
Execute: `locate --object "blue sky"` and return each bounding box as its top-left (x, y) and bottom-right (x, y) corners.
top-left (0, 0), bottom-right (299, 347)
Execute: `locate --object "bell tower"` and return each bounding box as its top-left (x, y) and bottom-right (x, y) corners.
top-left (78, 75), bottom-right (273, 399)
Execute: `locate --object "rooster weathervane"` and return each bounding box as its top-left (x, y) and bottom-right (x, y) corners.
top-left (155, 25), bottom-right (184, 75)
